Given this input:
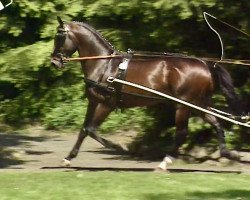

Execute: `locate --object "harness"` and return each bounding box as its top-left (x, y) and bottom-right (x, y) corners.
top-left (113, 51), bottom-right (133, 106)
top-left (83, 51), bottom-right (133, 107)
top-left (83, 50), bottom-right (166, 107)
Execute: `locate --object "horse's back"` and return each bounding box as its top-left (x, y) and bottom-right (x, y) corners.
top-left (167, 58), bottom-right (214, 102)
top-left (123, 57), bottom-right (213, 107)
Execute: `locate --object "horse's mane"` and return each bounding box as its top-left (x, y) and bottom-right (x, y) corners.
top-left (71, 21), bottom-right (116, 51)
top-left (70, 21), bottom-right (193, 60)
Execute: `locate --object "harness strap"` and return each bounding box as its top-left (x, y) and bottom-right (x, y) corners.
top-left (114, 51), bottom-right (133, 106)
top-left (122, 91), bottom-right (165, 100)
top-left (84, 78), bottom-right (115, 93)
top-left (84, 78), bottom-right (165, 104)
top-left (85, 51), bottom-right (166, 107)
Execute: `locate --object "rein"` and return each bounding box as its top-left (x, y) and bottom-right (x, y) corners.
top-left (63, 54), bottom-right (123, 61)
top-left (203, 12), bottom-right (250, 67)
top-left (63, 53), bottom-right (250, 66)
top-left (62, 12), bottom-right (250, 67)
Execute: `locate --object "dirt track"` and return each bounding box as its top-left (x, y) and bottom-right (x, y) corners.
top-left (0, 129), bottom-right (160, 171)
top-left (1, 127), bottom-right (250, 173)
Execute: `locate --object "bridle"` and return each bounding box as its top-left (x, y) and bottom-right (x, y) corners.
top-left (52, 26), bottom-right (70, 66)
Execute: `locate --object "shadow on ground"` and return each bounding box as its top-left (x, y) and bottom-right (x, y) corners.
top-left (0, 133), bottom-right (49, 168)
top-left (143, 189), bottom-right (250, 200)
top-left (0, 148), bottom-right (24, 168)
top-left (186, 189), bottom-right (250, 200)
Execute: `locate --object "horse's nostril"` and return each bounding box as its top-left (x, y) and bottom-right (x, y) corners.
top-left (51, 58), bottom-right (64, 69)
top-left (51, 59), bottom-right (61, 68)
top-left (51, 62), bottom-right (56, 67)
top-left (51, 60), bottom-right (57, 67)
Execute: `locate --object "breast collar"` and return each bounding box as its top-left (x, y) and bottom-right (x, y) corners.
top-left (83, 51), bottom-right (133, 106)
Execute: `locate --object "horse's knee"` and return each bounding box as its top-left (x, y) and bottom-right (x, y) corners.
top-left (82, 126), bottom-right (96, 135)
top-left (77, 127), bottom-right (89, 139)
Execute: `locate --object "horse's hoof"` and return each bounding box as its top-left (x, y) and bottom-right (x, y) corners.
top-left (221, 150), bottom-right (240, 161)
top-left (154, 167), bottom-right (169, 173)
top-left (61, 158), bottom-right (71, 167)
top-left (155, 155), bottom-right (173, 171)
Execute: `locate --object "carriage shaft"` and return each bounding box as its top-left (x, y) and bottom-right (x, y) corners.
top-left (107, 77), bottom-right (250, 128)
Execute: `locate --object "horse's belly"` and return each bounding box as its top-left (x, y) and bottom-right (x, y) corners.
top-left (121, 94), bottom-right (166, 108)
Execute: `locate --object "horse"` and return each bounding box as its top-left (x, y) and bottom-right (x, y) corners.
top-left (51, 17), bottom-right (241, 166)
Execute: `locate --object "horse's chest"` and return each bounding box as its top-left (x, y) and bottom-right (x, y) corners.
top-left (85, 84), bottom-right (112, 103)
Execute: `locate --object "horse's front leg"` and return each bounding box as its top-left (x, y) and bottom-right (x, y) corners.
top-left (62, 101), bottom-right (98, 165)
top-left (86, 103), bottom-right (127, 152)
top-left (62, 102), bottom-right (127, 166)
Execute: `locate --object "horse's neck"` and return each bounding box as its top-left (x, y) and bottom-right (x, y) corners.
top-left (80, 58), bottom-right (111, 81)
top-left (78, 49), bottom-right (113, 82)
top-left (76, 29), bottom-right (114, 81)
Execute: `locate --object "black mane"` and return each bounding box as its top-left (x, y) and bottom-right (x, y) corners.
top-left (72, 21), bottom-right (115, 51)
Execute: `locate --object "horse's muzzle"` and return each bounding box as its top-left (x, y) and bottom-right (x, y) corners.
top-left (51, 57), bottom-right (64, 69)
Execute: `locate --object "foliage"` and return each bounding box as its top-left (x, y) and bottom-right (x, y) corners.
top-left (0, 0), bottom-right (249, 150)
top-left (0, 172), bottom-right (250, 200)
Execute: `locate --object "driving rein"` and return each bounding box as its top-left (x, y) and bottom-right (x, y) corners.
top-left (63, 53), bottom-right (250, 66)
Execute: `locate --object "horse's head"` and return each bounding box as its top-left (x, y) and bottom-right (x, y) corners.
top-left (51, 17), bottom-right (77, 69)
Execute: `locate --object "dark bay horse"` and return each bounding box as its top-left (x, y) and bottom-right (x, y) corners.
top-left (51, 17), bottom-right (240, 165)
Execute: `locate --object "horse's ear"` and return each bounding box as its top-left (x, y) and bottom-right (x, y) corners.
top-left (57, 16), bottom-right (64, 27)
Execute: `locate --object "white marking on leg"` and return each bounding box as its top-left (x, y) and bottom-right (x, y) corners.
top-left (155, 155), bottom-right (173, 171)
top-left (61, 158), bottom-right (71, 167)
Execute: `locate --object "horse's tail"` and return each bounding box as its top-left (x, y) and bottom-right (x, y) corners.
top-left (209, 64), bottom-right (242, 115)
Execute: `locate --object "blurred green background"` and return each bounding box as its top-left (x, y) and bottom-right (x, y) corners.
top-left (0, 0), bottom-right (249, 153)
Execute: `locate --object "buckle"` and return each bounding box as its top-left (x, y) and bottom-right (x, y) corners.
top-left (107, 76), bottom-right (115, 83)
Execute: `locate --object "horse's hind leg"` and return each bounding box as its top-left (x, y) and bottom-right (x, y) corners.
top-left (173, 106), bottom-right (190, 156)
top-left (202, 113), bottom-right (239, 160)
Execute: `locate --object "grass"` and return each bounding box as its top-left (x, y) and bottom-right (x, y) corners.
top-left (0, 171), bottom-right (250, 200)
